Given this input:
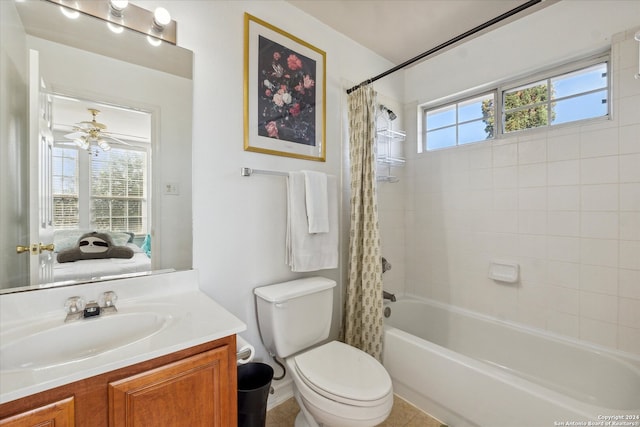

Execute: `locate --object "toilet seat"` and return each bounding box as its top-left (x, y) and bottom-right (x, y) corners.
top-left (293, 341), bottom-right (392, 407)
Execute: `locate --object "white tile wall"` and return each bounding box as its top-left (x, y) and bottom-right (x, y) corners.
top-left (386, 30), bottom-right (640, 357)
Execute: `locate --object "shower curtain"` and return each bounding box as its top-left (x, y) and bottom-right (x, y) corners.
top-left (343, 85), bottom-right (384, 361)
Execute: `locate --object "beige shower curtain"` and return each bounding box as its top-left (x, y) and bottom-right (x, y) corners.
top-left (343, 85), bottom-right (384, 361)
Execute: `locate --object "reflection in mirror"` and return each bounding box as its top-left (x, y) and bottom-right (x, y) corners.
top-left (50, 95), bottom-right (153, 283)
top-left (0, 0), bottom-right (193, 293)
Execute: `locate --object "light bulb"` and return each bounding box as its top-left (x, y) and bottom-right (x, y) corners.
top-left (107, 22), bottom-right (124, 34)
top-left (98, 140), bottom-right (111, 151)
top-left (147, 35), bottom-right (162, 47)
top-left (153, 7), bottom-right (171, 29)
top-left (109, 0), bottom-right (128, 11)
top-left (60, 5), bottom-right (80, 19)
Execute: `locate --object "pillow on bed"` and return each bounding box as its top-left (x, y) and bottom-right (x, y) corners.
top-left (57, 232), bottom-right (134, 263)
top-left (54, 229), bottom-right (93, 252)
top-left (99, 231), bottom-right (133, 246)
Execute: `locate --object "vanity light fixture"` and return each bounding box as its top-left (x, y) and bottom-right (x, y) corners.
top-left (152, 7), bottom-right (171, 31)
top-left (109, 0), bottom-right (128, 17)
top-left (45, 0), bottom-right (177, 45)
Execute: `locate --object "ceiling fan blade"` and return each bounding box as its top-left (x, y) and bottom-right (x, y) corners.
top-left (105, 135), bottom-right (132, 146)
top-left (79, 120), bottom-right (107, 129)
top-left (64, 131), bottom-right (85, 139)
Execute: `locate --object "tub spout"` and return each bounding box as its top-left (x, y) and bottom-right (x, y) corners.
top-left (383, 290), bottom-right (396, 302)
top-left (382, 257), bottom-right (392, 274)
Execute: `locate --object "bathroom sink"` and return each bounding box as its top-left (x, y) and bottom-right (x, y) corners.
top-left (0, 312), bottom-right (170, 371)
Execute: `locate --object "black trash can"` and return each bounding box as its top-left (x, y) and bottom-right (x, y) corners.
top-left (237, 362), bottom-right (274, 427)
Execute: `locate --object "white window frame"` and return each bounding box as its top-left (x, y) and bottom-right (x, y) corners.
top-left (419, 53), bottom-right (610, 152)
top-left (52, 143), bottom-right (151, 237)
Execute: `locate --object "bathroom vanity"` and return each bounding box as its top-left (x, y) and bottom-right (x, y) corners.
top-left (0, 270), bottom-right (246, 426)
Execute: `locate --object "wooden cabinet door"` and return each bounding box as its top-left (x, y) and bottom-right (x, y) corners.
top-left (0, 397), bottom-right (74, 427)
top-left (109, 346), bottom-right (232, 427)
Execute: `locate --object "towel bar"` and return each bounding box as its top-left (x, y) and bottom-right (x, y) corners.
top-left (241, 167), bottom-right (288, 177)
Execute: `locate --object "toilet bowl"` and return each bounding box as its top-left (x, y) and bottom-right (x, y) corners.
top-left (254, 277), bottom-right (393, 427)
top-left (287, 340), bottom-right (393, 427)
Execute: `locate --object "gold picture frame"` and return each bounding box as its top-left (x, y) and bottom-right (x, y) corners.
top-left (243, 13), bottom-right (326, 162)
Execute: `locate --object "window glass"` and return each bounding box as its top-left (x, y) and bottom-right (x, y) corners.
top-left (426, 105), bottom-right (456, 131)
top-left (426, 127), bottom-right (456, 150)
top-left (421, 57), bottom-right (608, 151)
top-left (553, 90), bottom-right (608, 125)
top-left (424, 92), bottom-right (495, 150)
top-left (52, 148), bottom-right (79, 229)
top-left (91, 148), bottom-right (146, 234)
top-left (552, 63), bottom-right (607, 99)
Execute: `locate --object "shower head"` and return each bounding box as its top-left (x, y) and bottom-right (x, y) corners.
top-left (379, 104), bottom-right (397, 121)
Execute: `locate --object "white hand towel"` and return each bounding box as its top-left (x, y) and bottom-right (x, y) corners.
top-left (302, 170), bottom-right (329, 233)
top-left (286, 172), bottom-right (338, 272)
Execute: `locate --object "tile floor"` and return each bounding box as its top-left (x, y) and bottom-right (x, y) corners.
top-left (266, 394), bottom-right (447, 427)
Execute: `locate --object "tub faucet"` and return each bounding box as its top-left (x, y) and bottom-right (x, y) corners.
top-left (382, 257), bottom-right (392, 274)
top-left (383, 290), bottom-right (396, 302)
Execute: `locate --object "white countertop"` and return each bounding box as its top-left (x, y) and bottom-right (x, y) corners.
top-left (0, 270), bottom-right (246, 404)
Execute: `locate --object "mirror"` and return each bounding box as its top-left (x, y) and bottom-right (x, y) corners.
top-left (0, 0), bottom-right (193, 293)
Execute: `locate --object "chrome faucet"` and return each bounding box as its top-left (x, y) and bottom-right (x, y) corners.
top-left (382, 257), bottom-right (392, 274)
top-left (64, 291), bottom-right (118, 322)
top-left (383, 290), bottom-right (396, 302)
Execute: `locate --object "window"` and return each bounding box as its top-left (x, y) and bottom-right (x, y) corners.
top-left (52, 148), bottom-right (79, 229)
top-left (421, 56), bottom-right (609, 151)
top-left (91, 148), bottom-right (146, 233)
top-left (503, 62), bottom-right (608, 133)
top-left (425, 93), bottom-right (495, 150)
top-left (52, 146), bottom-right (148, 235)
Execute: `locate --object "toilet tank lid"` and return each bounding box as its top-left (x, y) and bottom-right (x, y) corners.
top-left (254, 277), bottom-right (336, 303)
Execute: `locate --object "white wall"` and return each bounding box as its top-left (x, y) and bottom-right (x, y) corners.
top-left (136, 0), bottom-right (404, 382)
top-left (400, 1), bottom-right (640, 356)
top-left (0, 1), bottom-right (29, 288)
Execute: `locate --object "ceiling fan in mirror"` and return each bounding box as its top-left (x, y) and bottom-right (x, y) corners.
top-left (62, 108), bottom-right (132, 152)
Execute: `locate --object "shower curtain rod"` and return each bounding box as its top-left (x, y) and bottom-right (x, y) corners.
top-left (346, 0), bottom-right (543, 95)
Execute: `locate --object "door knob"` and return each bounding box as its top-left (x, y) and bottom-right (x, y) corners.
top-left (39, 243), bottom-right (55, 252)
top-left (16, 243), bottom-right (55, 254)
top-left (16, 245), bottom-right (31, 254)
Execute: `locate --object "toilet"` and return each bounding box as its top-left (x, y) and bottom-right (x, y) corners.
top-left (254, 277), bottom-right (393, 427)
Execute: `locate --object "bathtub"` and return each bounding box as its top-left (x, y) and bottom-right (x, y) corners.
top-left (383, 297), bottom-right (640, 427)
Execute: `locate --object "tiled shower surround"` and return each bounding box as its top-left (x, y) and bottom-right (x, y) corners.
top-left (379, 29), bottom-right (640, 356)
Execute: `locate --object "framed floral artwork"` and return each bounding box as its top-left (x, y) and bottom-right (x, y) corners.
top-left (244, 13), bottom-right (326, 161)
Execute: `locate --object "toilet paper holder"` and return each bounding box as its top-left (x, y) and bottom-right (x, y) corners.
top-left (236, 335), bottom-right (256, 365)
top-left (237, 347), bottom-right (253, 361)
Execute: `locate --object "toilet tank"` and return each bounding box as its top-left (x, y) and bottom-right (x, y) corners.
top-left (254, 277), bottom-right (336, 358)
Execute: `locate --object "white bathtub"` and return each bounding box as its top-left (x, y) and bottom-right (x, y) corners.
top-left (383, 297), bottom-right (640, 427)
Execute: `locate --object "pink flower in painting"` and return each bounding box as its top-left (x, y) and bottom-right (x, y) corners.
top-left (287, 54), bottom-right (303, 70)
top-left (289, 103), bottom-right (301, 117)
top-left (294, 82), bottom-right (304, 94)
top-left (273, 52), bottom-right (281, 61)
top-left (265, 121), bottom-right (279, 138)
top-left (265, 89), bottom-right (272, 96)
top-left (303, 74), bottom-right (315, 89)
top-left (273, 93), bottom-right (284, 107)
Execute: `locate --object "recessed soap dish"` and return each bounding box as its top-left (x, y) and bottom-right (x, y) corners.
top-left (488, 261), bottom-right (519, 284)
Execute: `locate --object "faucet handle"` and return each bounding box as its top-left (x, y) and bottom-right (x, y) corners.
top-left (99, 291), bottom-right (118, 308)
top-left (65, 296), bottom-right (85, 314)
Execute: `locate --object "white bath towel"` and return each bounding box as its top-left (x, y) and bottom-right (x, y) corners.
top-left (286, 172), bottom-right (338, 272)
top-left (302, 170), bottom-right (329, 233)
